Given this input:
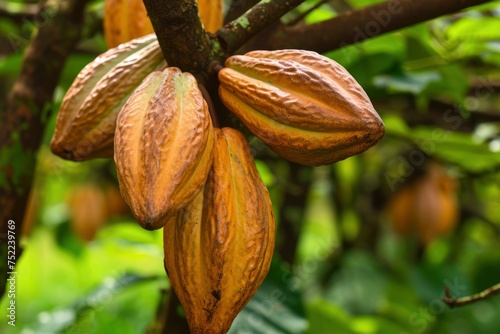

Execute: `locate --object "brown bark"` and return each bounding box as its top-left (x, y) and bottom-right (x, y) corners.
top-left (143, 0), bottom-right (214, 78)
top-left (0, 0), bottom-right (89, 299)
top-left (245, 0), bottom-right (492, 53)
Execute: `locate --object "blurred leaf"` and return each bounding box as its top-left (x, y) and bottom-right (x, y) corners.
top-left (383, 113), bottom-right (411, 137)
top-left (306, 300), bottom-right (354, 334)
top-left (255, 159), bottom-right (276, 187)
top-left (305, 6), bottom-right (335, 24)
top-left (324, 250), bottom-right (388, 314)
top-left (411, 127), bottom-right (500, 173)
top-left (351, 316), bottom-right (407, 334)
top-left (423, 65), bottom-right (469, 102)
top-left (55, 220), bottom-right (85, 257)
top-left (374, 71), bottom-right (440, 94)
top-left (229, 260), bottom-right (307, 334)
top-left (409, 263), bottom-right (472, 304)
top-left (26, 273), bottom-right (160, 333)
top-left (446, 17), bottom-right (500, 43)
top-left (58, 53), bottom-right (98, 91)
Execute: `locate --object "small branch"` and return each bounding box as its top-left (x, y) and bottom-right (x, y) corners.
top-left (443, 283), bottom-right (500, 308)
top-left (217, 0), bottom-right (306, 53)
top-left (247, 0), bottom-right (491, 53)
top-left (224, 0), bottom-right (259, 24)
top-left (143, 0), bottom-right (214, 76)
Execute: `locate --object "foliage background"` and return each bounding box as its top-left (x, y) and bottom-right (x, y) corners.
top-left (1, 0), bottom-right (500, 333)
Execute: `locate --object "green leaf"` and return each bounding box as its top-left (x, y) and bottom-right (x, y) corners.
top-left (306, 300), bottom-right (354, 334)
top-left (374, 71), bottom-right (440, 94)
top-left (411, 127), bottom-right (500, 173)
top-left (25, 273), bottom-right (161, 333)
top-left (255, 159), bottom-right (276, 187)
top-left (229, 260), bottom-right (307, 334)
top-left (446, 17), bottom-right (500, 43)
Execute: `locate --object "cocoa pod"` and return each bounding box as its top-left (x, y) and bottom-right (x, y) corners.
top-left (198, 0), bottom-right (223, 33)
top-left (218, 49), bottom-right (385, 166)
top-left (104, 0), bottom-right (221, 48)
top-left (51, 34), bottom-right (165, 161)
top-left (68, 184), bottom-right (109, 242)
top-left (115, 67), bottom-right (214, 230)
top-left (104, 0), bottom-right (155, 48)
top-left (388, 162), bottom-right (459, 245)
top-left (164, 127), bottom-right (275, 334)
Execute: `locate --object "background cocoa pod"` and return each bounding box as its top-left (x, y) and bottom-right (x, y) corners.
top-left (104, 0), bottom-right (155, 48)
top-left (163, 127), bottom-right (275, 334)
top-left (51, 34), bottom-right (165, 161)
top-left (388, 162), bottom-right (459, 245)
top-left (197, 0), bottom-right (224, 33)
top-left (104, 0), bottom-right (222, 48)
top-left (114, 67), bottom-right (214, 230)
top-left (218, 49), bottom-right (385, 166)
top-left (68, 184), bottom-right (109, 243)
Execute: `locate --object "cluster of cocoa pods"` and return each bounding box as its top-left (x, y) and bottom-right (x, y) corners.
top-left (50, 1), bottom-right (384, 332)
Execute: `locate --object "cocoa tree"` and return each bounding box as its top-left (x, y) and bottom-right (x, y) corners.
top-left (1, 0), bottom-right (499, 332)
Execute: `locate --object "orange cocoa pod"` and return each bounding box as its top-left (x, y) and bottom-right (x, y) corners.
top-left (51, 35), bottom-right (165, 161)
top-left (388, 162), bottom-right (459, 245)
top-left (218, 49), bottom-right (385, 166)
top-left (114, 67), bottom-right (214, 230)
top-left (163, 127), bottom-right (275, 334)
top-left (104, 0), bottom-right (155, 48)
top-left (198, 0), bottom-right (224, 33)
top-left (68, 184), bottom-right (109, 242)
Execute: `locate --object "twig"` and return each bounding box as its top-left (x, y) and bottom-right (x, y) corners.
top-left (217, 0), bottom-right (306, 53)
top-left (443, 283), bottom-right (500, 308)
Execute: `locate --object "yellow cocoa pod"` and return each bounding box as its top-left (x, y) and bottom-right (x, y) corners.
top-left (164, 127), bottom-right (275, 334)
top-left (51, 34), bottom-right (165, 161)
top-left (104, 0), bottom-right (155, 48)
top-left (218, 49), bottom-right (385, 166)
top-left (198, 0), bottom-right (224, 33)
top-left (115, 67), bottom-right (214, 230)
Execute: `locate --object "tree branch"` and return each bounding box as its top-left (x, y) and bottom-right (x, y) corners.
top-left (443, 283), bottom-right (500, 308)
top-left (143, 0), bottom-right (214, 77)
top-left (217, 0), bottom-right (306, 53)
top-left (0, 0), bottom-right (89, 299)
top-left (246, 0), bottom-right (491, 53)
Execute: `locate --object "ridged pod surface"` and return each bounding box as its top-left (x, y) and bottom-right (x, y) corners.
top-left (164, 128), bottom-right (275, 334)
top-left (104, 0), bottom-right (155, 48)
top-left (51, 34), bottom-right (165, 161)
top-left (114, 67), bottom-right (214, 230)
top-left (218, 49), bottom-right (385, 166)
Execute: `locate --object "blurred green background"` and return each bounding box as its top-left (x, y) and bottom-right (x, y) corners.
top-left (1, 0), bottom-right (500, 333)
